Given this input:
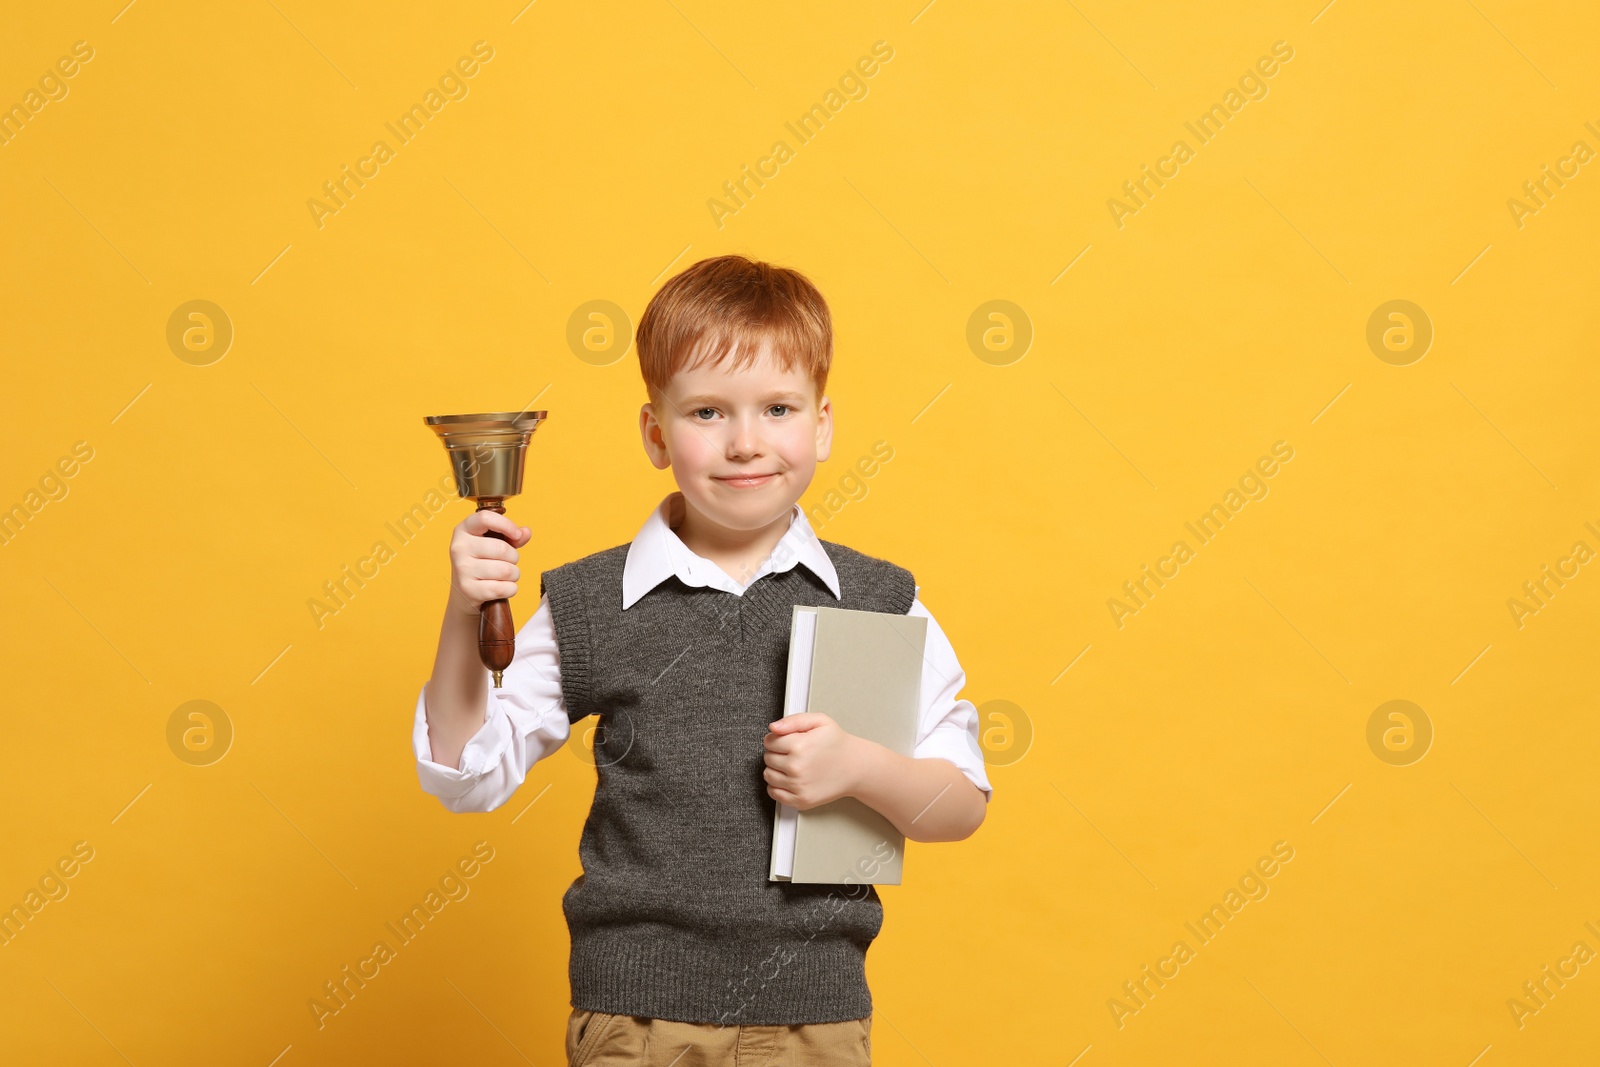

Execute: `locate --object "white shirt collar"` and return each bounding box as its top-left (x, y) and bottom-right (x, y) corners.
top-left (621, 491), bottom-right (840, 610)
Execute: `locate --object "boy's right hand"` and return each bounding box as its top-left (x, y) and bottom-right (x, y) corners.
top-left (448, 511), bottom-right (532, 616)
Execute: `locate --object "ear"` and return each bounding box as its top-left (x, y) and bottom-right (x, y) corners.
top-left (814, 393), bottom-right (833, 463)
top-left (640, 402), bottom-right (671, 470)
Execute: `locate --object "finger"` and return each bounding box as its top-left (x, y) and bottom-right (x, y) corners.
top-left (455, 524), bottom-right (518, 564)
top-left (460, 532), bottom-right (519, 564)
top-left (468, 510), bottom-right (527, 546)
top-left (764, 765), bottom-right (798, 783)
top-left (464, 579), bottom-right (519, 603)
top-left (762, 753), bottom-right (793, 773)
top-left (472, 509), bottom-right (521, 541)
top-left (462, 557), bottom-right (520, 584)
top-left (768, 713), bottom-right (823, 734)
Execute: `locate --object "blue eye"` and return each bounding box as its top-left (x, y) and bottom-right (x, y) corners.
top-left (769, 405), bottom-right (790, 416)
top-left (694, 408), bottom-right (717, 420)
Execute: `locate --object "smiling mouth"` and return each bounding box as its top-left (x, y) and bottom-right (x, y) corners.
top-left (716, 473), bottom-right (778, 487)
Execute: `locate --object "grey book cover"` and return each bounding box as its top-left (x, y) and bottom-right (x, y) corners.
top-left (769, 603), bottom-right (927, 885)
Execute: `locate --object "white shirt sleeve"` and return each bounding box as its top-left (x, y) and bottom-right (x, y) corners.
top-left (412, 593), bottom-right (571, 813)
top-left (907, 590), bottom-right (993, 803)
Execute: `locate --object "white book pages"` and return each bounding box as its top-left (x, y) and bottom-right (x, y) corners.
top-left (770, 607), bottom-right (818, 880)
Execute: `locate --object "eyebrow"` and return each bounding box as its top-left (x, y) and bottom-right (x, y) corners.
top-left (677, 391), bottom-right (808, 407)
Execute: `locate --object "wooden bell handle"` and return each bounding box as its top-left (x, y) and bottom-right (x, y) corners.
top-left (476, 499), bottom-right (516, 688)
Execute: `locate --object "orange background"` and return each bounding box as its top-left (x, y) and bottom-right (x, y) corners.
top-left (2, 1), bottom-right (1597, 1063)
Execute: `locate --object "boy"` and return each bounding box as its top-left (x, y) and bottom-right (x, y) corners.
top-left (413, 254), bottom-right (992, 1066)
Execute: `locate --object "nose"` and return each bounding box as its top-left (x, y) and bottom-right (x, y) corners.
top-left (727, 410), bottom-right (761, 459)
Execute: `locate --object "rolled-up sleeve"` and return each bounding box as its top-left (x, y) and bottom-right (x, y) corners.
top-left (907, 592), bottom-right (993, 803)
top-left (413, 593), bottom-right (571, 813)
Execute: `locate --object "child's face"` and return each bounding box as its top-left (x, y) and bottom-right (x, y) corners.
top-left (640, 336), bottom-right (831, 533)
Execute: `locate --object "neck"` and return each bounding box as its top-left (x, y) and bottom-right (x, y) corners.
top-left (672, 493), bottom-right (795, 585)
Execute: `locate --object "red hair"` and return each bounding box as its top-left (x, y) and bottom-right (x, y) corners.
top-left (636, 255), bottom-right (832, 406)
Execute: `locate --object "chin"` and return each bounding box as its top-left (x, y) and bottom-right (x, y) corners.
top-left (701, 485), bottom-right (795, 521)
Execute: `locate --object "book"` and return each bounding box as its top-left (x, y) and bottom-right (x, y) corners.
top-left (768, 603), bottom-right (927, 885)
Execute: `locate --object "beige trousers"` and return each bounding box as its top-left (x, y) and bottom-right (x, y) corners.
top-left (566, 1007), bottom-right (873, 1066)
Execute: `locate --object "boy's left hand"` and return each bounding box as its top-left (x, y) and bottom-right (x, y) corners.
top-left (762, 712), bottom-right (867, 810)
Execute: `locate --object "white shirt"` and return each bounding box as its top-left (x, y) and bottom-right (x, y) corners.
top-left (413, 491), bottom-right (993, 813)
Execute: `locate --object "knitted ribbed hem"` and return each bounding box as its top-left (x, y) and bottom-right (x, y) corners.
top-left (737, 543), bottom-right (915, 631)
top-left (569, 925), bottom-right (873, 1026)
top-left (883, 569), bottom-right (915, 614)
top-left (541, 564), bottom-right (596, 723)
top-left (737, 566), bottom-right (819, 630)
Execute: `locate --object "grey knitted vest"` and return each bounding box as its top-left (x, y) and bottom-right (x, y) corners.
top-left (539, 536), bottom-right (916, 1026)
